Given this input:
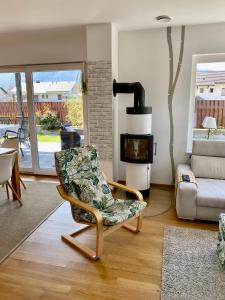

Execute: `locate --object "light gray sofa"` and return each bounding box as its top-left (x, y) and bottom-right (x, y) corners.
top-left (176, 140), bottom-right (225, 222)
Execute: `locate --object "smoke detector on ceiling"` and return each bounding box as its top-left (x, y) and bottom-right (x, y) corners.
top-left (155, 15), bottom-right (172, 23)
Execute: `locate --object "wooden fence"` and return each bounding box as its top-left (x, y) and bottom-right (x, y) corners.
top-left (196, 100), bottom-right (225, 128)
top-left (0, 102), bottom-right (67, 124)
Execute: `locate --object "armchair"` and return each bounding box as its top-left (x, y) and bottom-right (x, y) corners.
top-left (176, 140), bottom-right (225, 222)
top-left (55, 145), bottom-right (146, 260)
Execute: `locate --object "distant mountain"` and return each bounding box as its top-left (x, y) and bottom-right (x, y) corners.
top-left (33, 70), bottom-right (81, 83)
top-left (0, 70), bottom-right (81, 92)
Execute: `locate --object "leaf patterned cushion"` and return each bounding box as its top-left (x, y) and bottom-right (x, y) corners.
top-left (217, 213), bottom-right (225, 270)
top-left (55, 147), bottom-right (83, 196)
top-left (73, 176), bottom-right (114, 209)
top-left (55, 144), bottom-right (146, 226)
top-left (55, 145), bottom-right (114, 208)
top-left (71, 198), bottom-right (146, 225)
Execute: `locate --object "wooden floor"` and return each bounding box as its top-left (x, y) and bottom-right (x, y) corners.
top-left (0, 183), bottom-right (218, 300)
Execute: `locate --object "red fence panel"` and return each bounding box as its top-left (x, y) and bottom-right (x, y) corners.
top-left (196, 100), bottom-right (225, 128)
top-left (0, 101), bottom-right (68, 124)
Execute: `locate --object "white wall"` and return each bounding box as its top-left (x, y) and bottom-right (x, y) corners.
top-left (86, 23), bottom-right (115, 181)
top-left (118, 22), bottom-right (225, 184)
top-left (86, 23), bottom-right (112, 61)
top-left (0, 26), bottom-right (86, 66)
top-left (111, 24), bottom-right (119, 181)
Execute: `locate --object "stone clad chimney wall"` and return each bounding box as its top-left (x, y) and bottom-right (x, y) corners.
top-left (86, 60), bottom-right (113, 160)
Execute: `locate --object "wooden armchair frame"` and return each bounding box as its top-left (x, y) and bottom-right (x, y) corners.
top-left (57, 179), bottom-right (144, 260)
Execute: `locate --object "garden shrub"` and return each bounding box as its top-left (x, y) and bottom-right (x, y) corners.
top-left (65, 96), bottom-right (83, 128)
top-left (36, 106), bottom-right (60, 130)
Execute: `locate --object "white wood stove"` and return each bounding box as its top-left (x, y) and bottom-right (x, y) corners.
top-left (113, 80), bottom-right (154, 197)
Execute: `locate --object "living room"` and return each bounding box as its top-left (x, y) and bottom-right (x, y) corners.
top-left (0, 1), bottom-right (225, 299)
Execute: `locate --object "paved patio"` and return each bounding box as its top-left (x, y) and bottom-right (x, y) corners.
top-left (19, 142), bottom-right (61, 170)
top-left (19, 138), bottom-right (83, 170)
top-left (0, 123), bottom-right (84, 171)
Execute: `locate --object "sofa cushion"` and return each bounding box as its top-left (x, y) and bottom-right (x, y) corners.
top-left (196, 178), bottom-right (225, 208)
top-left (193, 140), bottom-right (225, 157)
top-left (191, 155), bottom-right (225, 179)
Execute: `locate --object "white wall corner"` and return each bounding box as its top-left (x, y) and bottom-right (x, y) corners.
top-left (111, 23), bottom-right (119, 182)
top-left (86, 23), bottom-right (119, 182)
top-left (86, 23), bottom-right (112, 61)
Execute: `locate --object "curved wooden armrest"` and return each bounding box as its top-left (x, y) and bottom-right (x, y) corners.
top-left (56, 185), bottom-right (103, 224)
top-left (106, 180), bottom-right (143, 202)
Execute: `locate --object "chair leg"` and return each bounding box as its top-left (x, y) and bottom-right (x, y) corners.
top-left (96, 220), bottom-right (104, 259)
top-left (6, 181), bottom-right (23, 206)
top-left (6, 183), bottom-right (9, 200)
top-left (19, 140), bottom-right (24, 157)
top-left (19, 177), bottom-right (26, 189)
top-left (136, 212), bottom-right (143, 232)
top-left (61, 223), bottom-right (104, 261)
top-left (122, 213), bottom-right (143, 233)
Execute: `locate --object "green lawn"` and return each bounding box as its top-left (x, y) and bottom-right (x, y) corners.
top-left (37, 134), bottom-right (60, 143)
top-left (1, 134), bottom-right (60, 143)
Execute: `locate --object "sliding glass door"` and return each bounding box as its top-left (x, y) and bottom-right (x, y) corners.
top-left (32, 69), bottom-right (83, 172)
top-left (0, 72), bottom-right (32, 171)
top-left (0, 63), bottom-right (86, 175)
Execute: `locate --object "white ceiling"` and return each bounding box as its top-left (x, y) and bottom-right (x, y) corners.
top-left (1, 0), bottom-right (225, 33)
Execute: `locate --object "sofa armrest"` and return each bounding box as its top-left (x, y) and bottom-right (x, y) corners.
top-left (176, 164), bottom-right (198, 220)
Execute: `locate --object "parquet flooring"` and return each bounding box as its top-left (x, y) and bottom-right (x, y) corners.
top-left (0, 182), bottom-right (218, 300)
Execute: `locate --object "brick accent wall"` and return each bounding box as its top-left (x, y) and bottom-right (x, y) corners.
top-left (87, 61), bottom-right (113, 160)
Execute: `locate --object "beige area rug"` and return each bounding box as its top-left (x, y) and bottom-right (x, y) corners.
top-left (161, 226), bottom-right (225, 300)
top-left (0, 181), bottom-right (63, 263)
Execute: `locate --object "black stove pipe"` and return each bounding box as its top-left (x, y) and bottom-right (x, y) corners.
top-left (113, 79), bottom-right (145, 109)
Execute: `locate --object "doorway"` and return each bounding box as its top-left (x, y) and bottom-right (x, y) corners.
top-left (0, 63), bottom-right (86, 175)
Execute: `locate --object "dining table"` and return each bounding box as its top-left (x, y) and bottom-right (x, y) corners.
top-left (0, 148), bottom-right (21, 200)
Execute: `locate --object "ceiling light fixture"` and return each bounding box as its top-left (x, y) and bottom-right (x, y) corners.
top-left (155, 15), bottom-right (172, 23)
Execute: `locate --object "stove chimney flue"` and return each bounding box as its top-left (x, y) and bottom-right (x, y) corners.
top-left (113, 79), bottom-right (145, 107)
top-left (113, 79), bottom-right (151, 114)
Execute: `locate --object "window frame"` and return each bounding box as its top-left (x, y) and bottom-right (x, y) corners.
top-left (34, 94), bottom-right (39, 101)
top-left (0, 62), bottom-right (88, 175)
top-left (187, 53), bottom-right (225, 153)
top-left (57, 94), bottom-right (62, 100)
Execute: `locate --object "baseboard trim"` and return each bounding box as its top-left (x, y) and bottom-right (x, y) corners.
top-left (117, 180), bottom-right (174, 190)
top-left (151, 183), bottom-right (174, 190)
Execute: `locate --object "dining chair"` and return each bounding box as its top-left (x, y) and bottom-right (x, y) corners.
top-left (0, 152), bottom-right (22, 206)
top-left (0, 139), bottom-right (26, 189)
top-left (55, 145), bottom-right (146, 260)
